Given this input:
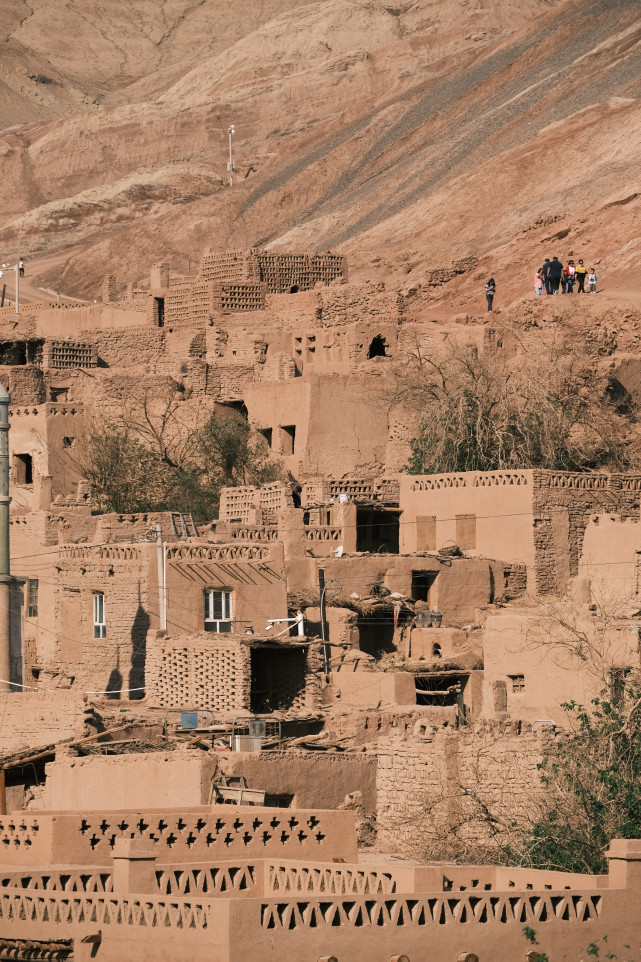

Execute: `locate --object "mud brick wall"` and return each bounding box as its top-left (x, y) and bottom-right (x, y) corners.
top-left (0, 691), bottom-right (85, 755)
top-left (318, 282), bottom-right (401, 328)
top-left (260, 351), bottom-right (298, 380)
top-left (532, 471), bottom-right (641, 593)
top-left (53, 547), bottom-right (152, 698)
top-left (256, 252), bottom-right (346, 293)
top-left (376, 723), bottom-right (549, 857)
top-left (219, 486), bottom-right (260, 523)
top-left (214, 283), bottom-right (266, 313)
top-left (165, 278), bottom-right (193, 324)
top-left (5, 366), bottom-right (46, 405)
top-left (146, 632), bottom-right (252, 711)
top-left (199, 250), bottom-right (261, 284)
top-left (218, 362), bottom-right (256, 400)
top-left (90, 327), bottom-right (165, 368)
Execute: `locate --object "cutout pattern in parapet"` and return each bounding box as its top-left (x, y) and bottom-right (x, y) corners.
top-left (259, 893), bottom-right (603, 929)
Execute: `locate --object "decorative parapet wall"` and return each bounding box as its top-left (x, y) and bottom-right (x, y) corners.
top-left (409, 471), bottom-right (531, 491)
top-left (0, 807), bottom-right (356, 866)
top-left (165, 543), bottom-right (273, 563)
top-left (301, 477), bottom-right (400, 507)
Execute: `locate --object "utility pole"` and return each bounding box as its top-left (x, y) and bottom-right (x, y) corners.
top-left (227, 125), bottom-right (235, 187)
top-left (154, 523), bottom-right (167, 631)
top-left (318, 567), bottom-right (329, 675)
top-left (1, 263), bottom-right (19, 314)
top-left (0, 383), bottom-right (12, 690)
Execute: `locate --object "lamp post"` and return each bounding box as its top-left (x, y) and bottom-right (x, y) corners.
top-left (227, 125), bottom-right (235, 187)
top-left (0, 262), bottom-right (19, 314)
top-left (0, 382), bottom-right (12, 690)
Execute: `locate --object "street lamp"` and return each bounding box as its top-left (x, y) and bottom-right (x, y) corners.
top-left (0, 262), bottom-right (19, 314)
top-left (227, 125), bottom-right (235, 187)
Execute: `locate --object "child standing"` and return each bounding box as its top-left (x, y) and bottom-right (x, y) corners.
top-left (485, 278), bottom-right (495, 312)
top-left (588, 268), bottom-right (598, 293)
top-left (534, 270), bottom-right (543, 296)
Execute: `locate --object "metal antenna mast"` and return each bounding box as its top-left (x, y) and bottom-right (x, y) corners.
top-left (227, 125), bottom-right (235, 186)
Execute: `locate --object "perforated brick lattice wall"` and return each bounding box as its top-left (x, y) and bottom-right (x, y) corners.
top-left (150, 638), bottom-right (251, 711)
top-left (198, 250), bottom-right (346, 293)
top-left (43, 340), bottom-right (97, 370)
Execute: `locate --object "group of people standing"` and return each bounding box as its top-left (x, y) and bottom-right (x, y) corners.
top-left (535, 257), bottom-right (597, 296)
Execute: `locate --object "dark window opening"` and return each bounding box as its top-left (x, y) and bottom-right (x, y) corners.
top-left (303, 511), bottom-right (310, 525)
top-left (14, 453), bottom-right (33, 485)
top-left (62, 436), bottom-right (74, 448)
top-left (50, 387), bottom-right (69, 402)
top-left (154, 297), bottom-right (165, 327)
top-left (250, 646), bottom-right (307, 713)
top-left (416, 674), bottom-right (467, 723)
top-left (280, 424), bottom-right (296, 456)
top-left (356, 507), bottom-right (399, 554)
top-left (367, 335), bottom-right (388, 359)
top-left (264, 793), bottom-right (294, 808)
top-left (215, 400), bottom-right (248, 420)
top-left (290, 285), bottom-right (299, 294)
top-left (411, 570), bottom-right (438, 604)
top-left (357, 615), bottom-right (397, 660)
top-left (258, 428), bottom-right (273, 449)
top-left (292, 486), bottom-right (302, 509)
top-left (0, 341), bottom-right (28, 365)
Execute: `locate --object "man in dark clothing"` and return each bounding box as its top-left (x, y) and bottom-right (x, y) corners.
top-left (541, 258), bottom-right (552, 294)
top-left (547, 256), bottom-right (563, 294)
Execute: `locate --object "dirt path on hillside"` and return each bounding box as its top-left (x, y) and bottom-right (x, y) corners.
top-left (0, 247), bottom-right (90, 307)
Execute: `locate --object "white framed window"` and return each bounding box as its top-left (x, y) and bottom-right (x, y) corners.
top-left (204, 589), bottom-right (233, 633)
top-left (93, 593), bottom-right (106, 638)
top-left (27, 579), bottom-right (38, 618)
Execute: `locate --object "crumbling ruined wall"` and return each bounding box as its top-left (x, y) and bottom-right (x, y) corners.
top-left (531, 472), bottom-right (641, 594)
top-left (318, 283), bottom-right (400, 328)
top-left (376, 722), bottom-right (547, 858)
top-left (0, 692), bottom-right (85, 755)
top-left (90, 327), bottom-right (165, 368)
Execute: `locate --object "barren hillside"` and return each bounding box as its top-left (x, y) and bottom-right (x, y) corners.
top-left (1, 0), bottom-right (640, 309)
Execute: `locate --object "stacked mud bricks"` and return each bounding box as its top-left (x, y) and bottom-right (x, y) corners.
top-left (162, 249), bottom-right (346, 325)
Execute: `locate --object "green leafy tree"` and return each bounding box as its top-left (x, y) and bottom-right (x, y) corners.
top-left (77, 400), bottom-right (278, 520)
top-left (514, 688), bottom-right (641, 874)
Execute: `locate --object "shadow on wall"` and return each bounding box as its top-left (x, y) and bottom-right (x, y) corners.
top-left (129, 603), bottom-right (150, 700)
top-left (105, 599), bottom-right (149, 700)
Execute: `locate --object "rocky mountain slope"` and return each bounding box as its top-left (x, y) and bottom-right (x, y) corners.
top-left (1, 0), bottom-right (640, 312)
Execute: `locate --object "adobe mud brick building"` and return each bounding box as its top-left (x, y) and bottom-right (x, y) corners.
top-left (399, 469), bottom-right (641, 594)
top-left (0, 783), bottom-right (639, 962)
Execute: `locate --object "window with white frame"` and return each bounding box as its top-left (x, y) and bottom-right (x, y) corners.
top-left (93, 593), bottom-right (106, 638)
top-left (204, 589), bottom-right (233, 633)
top-left (27, 579), bottom-right (38, 618)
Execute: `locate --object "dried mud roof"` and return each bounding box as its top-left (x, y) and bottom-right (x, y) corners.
top-left (288, 588), bottom-right (416, 618)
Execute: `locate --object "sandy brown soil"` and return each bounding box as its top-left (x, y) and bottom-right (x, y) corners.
top-left (1, 0), bottom-right (640, 310)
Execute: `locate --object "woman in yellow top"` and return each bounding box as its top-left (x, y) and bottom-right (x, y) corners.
top-left (575, 259), bottom-right (588, 293)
